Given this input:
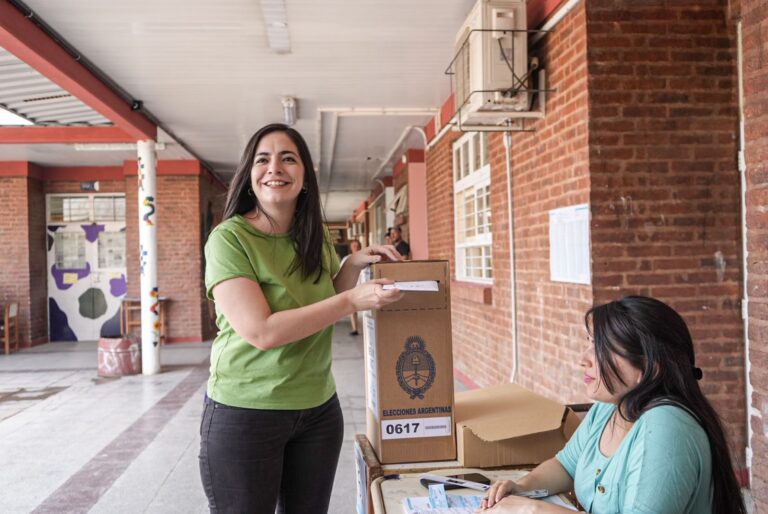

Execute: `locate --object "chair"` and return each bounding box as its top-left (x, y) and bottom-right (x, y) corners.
top-left (120, 296), bottom-right (168, 344)
top-left (1, 303), bottom-right (20, 355)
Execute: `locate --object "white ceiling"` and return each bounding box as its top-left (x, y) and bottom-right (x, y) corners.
top-left (8, 0), bottom-right (475, 221)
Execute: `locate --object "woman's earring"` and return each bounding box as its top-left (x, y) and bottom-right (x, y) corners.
top-left (248, 187), bottom-right (254, 196)
top-left (301, 186), bottom-right (308, 193)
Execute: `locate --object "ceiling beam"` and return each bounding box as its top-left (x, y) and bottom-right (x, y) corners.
top-left (0, 2), bottom-right (156, 140)
top-left (0, 126), bottom-right (134, 144)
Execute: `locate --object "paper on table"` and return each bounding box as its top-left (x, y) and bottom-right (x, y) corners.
top-left (401, 484), bottom-right (482, 514)
top-left (382, 281), bottom-right (439, 292)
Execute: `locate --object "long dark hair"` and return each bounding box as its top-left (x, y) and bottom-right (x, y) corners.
top-left (586, 296), bottom-right (745, 514)
top-left (222, 123), bottom-right (327, 282)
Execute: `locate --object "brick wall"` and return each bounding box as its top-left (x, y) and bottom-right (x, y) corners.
top-left (126, 172), bottom-right (205, 342)
top-left (199, 172), bottom-right (226, 340)
top-left (742, 0), bottom-right (768, 506)
top-left (0, 175), bottom-right (33, 345)
top-left (426, 3), bottom-right (592, 397)
top-left (586, 0), bottom-right (745, 458)
top-left (508, 3), bottom-right (593, 399)
top-left (27, 177), bottom-right (47, 343)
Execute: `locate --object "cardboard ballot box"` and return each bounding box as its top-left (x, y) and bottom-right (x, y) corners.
top-left (455, 383), bottom-right (582, 468)
top-left (363, 260), bottom-right (456, 464)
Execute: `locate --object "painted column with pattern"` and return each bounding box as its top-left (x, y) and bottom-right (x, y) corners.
top-left (137, 140), bottom-right (160, 374)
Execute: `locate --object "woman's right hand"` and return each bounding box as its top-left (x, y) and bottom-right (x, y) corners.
top-left (346, 279), bottom-right (404, 312)
top-left (479, 480), bottom-right (523, 510)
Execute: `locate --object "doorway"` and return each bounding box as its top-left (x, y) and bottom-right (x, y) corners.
top-left (46, 194), bottom-right (127, 341)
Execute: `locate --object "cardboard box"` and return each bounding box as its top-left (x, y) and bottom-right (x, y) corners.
top-left (363, 260), bottom-right (456, 464)
top-left (455, 383), bottom-right (581, 468)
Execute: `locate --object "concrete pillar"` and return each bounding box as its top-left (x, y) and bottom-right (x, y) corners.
top-left (137, 140), bottom-right (160, 374)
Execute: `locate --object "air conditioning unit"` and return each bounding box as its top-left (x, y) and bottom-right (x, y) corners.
top-left (453, 0), bottom-right (529, 127)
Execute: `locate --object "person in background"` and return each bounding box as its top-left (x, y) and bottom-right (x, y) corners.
top-left (389, 225), bottom-right (410, 259)
top-left (200, 123), bottom-right (404, 514)
top-left (340, 239), bottom-right (363, 335)
top-left (384, 226), bottom-right (393, 246)
top-left (480, 296), bottom-right (746, 514)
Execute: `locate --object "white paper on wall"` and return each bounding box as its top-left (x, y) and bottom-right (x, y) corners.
top-left (549, 204), bottom-right (591, 285)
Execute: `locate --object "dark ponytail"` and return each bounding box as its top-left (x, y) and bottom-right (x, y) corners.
top-left (587, 296), bottom-right (746, 514)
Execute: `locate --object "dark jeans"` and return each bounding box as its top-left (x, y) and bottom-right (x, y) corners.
top-left (199, 394), bottom-right (344, 514)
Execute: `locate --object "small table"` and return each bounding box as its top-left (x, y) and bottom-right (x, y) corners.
top-left (120, 295), bottom-right (169, 344)
top-left (371, 468), bottom-right (578, 513)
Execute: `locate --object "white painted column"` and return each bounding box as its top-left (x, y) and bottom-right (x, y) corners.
top-left (137, 140), bottom-right (160, 375)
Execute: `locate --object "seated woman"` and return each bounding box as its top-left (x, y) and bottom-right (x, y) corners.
top-left (480, 295), bottom-right (746, 514)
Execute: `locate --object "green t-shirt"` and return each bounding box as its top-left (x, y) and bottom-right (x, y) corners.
top-left (204, 214), bottom-right (341, 410)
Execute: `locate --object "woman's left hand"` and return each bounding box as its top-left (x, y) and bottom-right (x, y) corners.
top-left (477, 495), bottom-right (540, 513)
top-left (348, 244), bottom-right (404, 268)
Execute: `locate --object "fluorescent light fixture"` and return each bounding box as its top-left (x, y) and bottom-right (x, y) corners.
top-left (260, 0), bottom-right (291, 53)
top-left (74, 143), bottom-right (167, 151)
top-left (0, 107), bottom-right (33, 126)
top-left (281, 96), bottom-right (297, 126)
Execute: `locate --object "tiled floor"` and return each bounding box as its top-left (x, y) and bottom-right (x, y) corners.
top-left (3, 326), bottom-right (752, 513)
top-left (0, 322), bottom-right (463, 513)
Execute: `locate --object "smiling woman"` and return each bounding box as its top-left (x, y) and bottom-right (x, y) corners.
top-left (199, 123), bottom-right (406, 514)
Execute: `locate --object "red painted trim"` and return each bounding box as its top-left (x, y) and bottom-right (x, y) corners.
top-left (0, 3), bottom-right (156, 140)
top-left (0, 161), bottom-right (45, 179)
top-left (123, 160), bottom-right (202, 176)
top-left (453, 367), bottom-right (480, 390)
top-left (381, 176), bottom-right (393, 187)
top-left (406, 149), bottom-right (425, 163)
top-left (393, 160), bottom-right (406, 179)
top-left (528, 0), bottom-right (566, 30)
top-left (0, 126), bottom-right (134, 144)
top-left (440, 94), bottom-right (456, 127)
top-left (353, 202), bottom-right (367, 218)
top-left (424, 118), bottom-right (436, 142)
top-left (0, 161), bottom-right (32, 176)
top-left (44, 166), bottom-right (123, 182)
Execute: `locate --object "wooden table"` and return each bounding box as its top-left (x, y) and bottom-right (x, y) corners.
top-left (371, 468), bottom-right (577, 513)
top-left (355, 434), bottom-right (579, 514)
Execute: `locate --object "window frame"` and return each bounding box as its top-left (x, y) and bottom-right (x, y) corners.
top-left (47, 193), bottom-right (126, 224)
top-left (453, 132), bottom-right (493, 284)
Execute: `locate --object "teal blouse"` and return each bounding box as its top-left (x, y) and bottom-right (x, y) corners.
top-left (556, 401), bottom-right (713, 514)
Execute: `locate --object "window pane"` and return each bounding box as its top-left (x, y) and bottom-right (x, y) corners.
top-left (98, 232), bottom-right (126, 269)
top-left (473, 133), bottom-right (481, 171)
top-left (54, 232), bottom-right (86, 269)
top-left (94, 196), bottom-right (125, 221)
top-left (115, 197), bottom-right (125, 220)
top-left (476, 185), bottom-right (491, 234)
top-left (461, 141), bottom-right (470, 179)
top-left (453, 147), bottom-right (461, 182)
top-left (484, 247), bottom-right (493, 279)
top-left (63, 197), bottom-right (89, 222)
top-left (464, 191), bottom-right (476, 238)
top-left (482, 133), bottom-right (490, 167)
top-left (49, 197), bottom-right (64, 222)
top-left (94, 197), bottom-right (114, 221)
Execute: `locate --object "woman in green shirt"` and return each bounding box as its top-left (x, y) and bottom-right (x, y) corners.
top-left (481, 296), bottom-right (746, 514)
top-left (199, 123), bottom-right (404, 513)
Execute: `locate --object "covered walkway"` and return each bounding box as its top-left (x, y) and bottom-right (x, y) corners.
top-left (0, 322), bottom-right (407, 513)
